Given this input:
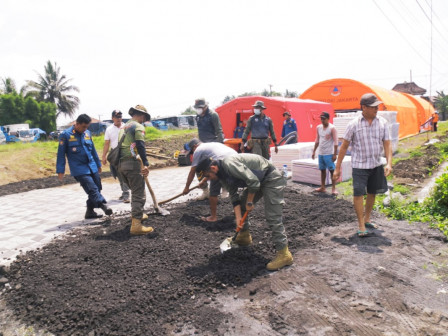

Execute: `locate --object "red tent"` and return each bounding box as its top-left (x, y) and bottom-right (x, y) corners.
top-left (215, 96), bottom-right (334, 143)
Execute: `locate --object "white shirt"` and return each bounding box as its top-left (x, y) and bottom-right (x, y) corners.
top-left (104, 123), bottom-right (124, 149)
top-left (316, 123), bottom-right (338, 155)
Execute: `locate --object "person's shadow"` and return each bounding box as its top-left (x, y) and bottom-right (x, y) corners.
top-left (331, 229), bottom-right (392, 254)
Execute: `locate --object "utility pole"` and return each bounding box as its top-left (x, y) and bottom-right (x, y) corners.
top-left (98, 114), bottom-right (102, 122)
top-left (269, 84), bottom-right (273, 96)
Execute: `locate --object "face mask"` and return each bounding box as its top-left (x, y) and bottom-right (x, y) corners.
top-left (254, 109), bottom-right (261, 115)
top-left (195, 108), bottom-right (203, 115)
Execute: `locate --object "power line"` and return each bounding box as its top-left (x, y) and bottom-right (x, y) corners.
top-left (415, 0), bottom-right (448, 47)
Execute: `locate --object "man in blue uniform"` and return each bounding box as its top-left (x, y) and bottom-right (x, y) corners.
top-left (194, 98), bottom-right (224, 143)
top-left (281, 111), bottom-right (298, 143)
top-left (240, 100), bottom-right (278, 159)
top-left (57, 114), bottom-right (112, 219)
top-left (233, 121), bottom-right (245, 138)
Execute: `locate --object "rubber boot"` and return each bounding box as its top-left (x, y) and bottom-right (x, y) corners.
top-left (130, 217), bottom-right (154, 235)
top-left (100, 203), bottom-right (113, 216)
top-left (266, 246), bottom-right (293, 271)
top-left (235, 230), bottom-right (252, 246)
top-left (85, 207), bottom-right (103, 219)
top-left (196, 188), bottom-right (209, 201)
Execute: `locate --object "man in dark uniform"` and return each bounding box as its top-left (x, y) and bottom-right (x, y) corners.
top-left (194, 98), bottom-right (224, 143)
top-left (281, 111), bottom-right (298, 143)
top-left (57, 114), bottom-right (112, 219)
top-left (233, 121), bottom-right (245, 138)
top-left (196, 153), bottom-right (293, 271)
top-left (240, 100), bottom-right (278, 159)
top-left (118, 105), bottom-right (153, 235)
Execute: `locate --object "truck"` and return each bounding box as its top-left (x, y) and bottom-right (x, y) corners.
top-left (0, 124), bottom-right (45, 143)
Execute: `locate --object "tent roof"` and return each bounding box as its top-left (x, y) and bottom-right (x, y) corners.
top-left (392, 82), bottom-right (426, 95)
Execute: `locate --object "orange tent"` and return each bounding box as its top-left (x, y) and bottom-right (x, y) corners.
top-left (401, 93), bottom-right (434, 131)
top-left (300, 78), bottom-right (422, 139)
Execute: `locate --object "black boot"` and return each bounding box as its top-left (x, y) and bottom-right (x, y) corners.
top-left (100, 203), bottom-right (113, 216)
top-left (85, 207), bottom-right (103, 219)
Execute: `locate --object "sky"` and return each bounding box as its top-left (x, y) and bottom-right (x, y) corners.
top-left (1, 0), bottom-right (447, 126)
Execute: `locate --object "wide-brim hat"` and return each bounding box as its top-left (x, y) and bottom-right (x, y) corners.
top-left (283, 111), bottom-right (291, 116)
top-left (194, 98), bottom-right (207, 108)
top-left (129, 104), bottom-right (151, 121)
top-left (252, 100), bottom-right (267, 109)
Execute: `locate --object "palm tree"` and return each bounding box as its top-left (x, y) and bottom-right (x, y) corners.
top-left (26, 61), bottom-right (80, 118)
top-left (434, 91), bottom-right (448, 121)
top-left (1, 77), bottom-right (17, 94)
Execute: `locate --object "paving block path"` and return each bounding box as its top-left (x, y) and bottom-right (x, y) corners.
top-left (0, 166), bottom-right (200, 267)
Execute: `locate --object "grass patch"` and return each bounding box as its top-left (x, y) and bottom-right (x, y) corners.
top-left (145, 127), bottom-right (196, 141)
top-left (409, 149), bottom-right (424, 158)
top-left (392, 184), bottom-right (410, 195)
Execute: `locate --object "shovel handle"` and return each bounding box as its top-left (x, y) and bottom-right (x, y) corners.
top-left (158, 185), bottom-right (200, 205)
top-left (236, 211), bottom-right (249, 233)
top-left (135, 155), bottom-right (160, 209)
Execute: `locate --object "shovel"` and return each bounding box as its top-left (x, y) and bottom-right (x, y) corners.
top-left (158, 185), bottom-right (200, 206)
top-left (220, 210), bottom-right (249, 253)
top-left (135, 155), bottom-right (170, 216)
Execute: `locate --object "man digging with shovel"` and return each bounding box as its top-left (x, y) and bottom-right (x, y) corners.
top-left (118, 104), bottom-right (154, 235)
top-left (196, 153), bottom-right (293, 271)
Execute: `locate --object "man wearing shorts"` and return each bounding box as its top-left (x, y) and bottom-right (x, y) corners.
top-left (333, 93), bottom-right (392, 237)
top-left (312, 112), bottom-right (338, 195)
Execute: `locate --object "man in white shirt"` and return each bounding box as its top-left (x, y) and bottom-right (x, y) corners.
top-left (312, 112), bottom-right (338, 195)
top-left (102, 110), bottom-right (130, 203)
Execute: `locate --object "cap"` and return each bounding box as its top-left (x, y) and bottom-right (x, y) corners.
top-left (129, 104), bottom-right (151, 121)
top-left (196, 157), bottom-right (213, 175)
top-left (252, 100), bottom-right (267, 109)
top-left (360, 93), bottom-right (382, 107)
top-left (320, 112), bottom-right (330, 119)
top-left (193, 98), bottom-right (207, 108)
top-left (112, 110), bottom-right (122, 118)
top-left (283, 111), bottom-right (291, 116)
top-left (187, 138), bottom-right (201, 153)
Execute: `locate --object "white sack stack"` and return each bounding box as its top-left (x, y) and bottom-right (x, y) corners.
top-left (270, 142), bottom-right (315, 171)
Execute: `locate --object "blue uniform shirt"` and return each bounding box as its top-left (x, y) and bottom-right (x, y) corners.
top-left (233, 126), bottom-right (245, 138)
top-left (282, 118), bottom-right (297, 138)
top-left (56, 126), bottom-right (101, 177)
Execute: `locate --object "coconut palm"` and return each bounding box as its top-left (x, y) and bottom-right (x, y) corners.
top-left (26, 61), bottom-right (80, 118)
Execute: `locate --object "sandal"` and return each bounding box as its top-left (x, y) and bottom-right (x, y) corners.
top-left (365, 222), bottom-right (378, 229)
top-left (357, 230), bottom-right (372, 237)
top-left (314, 187), bottom-right (325, 193)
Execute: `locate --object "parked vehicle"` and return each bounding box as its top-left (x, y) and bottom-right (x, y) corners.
top-left (0, 131), bottom-right (6, 145)
top-left (30, 128), bottom-right (47, 141)
top-left (152, 115), bottom-right (193, 129)
top-left (0, 124), bottom-right (30, 143)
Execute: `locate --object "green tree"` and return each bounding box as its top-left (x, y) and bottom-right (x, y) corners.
top-left (434, 91), bottom-right (448, 121)
top-left (284, 89), bottom-right (298, 98)
top-left (1, 77), bottom-right (18, 94)
top-left (222, 95), bottom-right (236, 104)
top-left (181, 106), bottom-right (196, 115)
top-left (0, 93), bottom-right (56, 132)
top-left (25, 60), bottom-right (80, 119)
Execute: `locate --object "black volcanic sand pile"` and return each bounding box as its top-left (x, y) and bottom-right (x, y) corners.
top-left (3, 186), bottom-right (356, 335)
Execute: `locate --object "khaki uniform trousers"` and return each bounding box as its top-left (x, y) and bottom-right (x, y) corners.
top-left (239, 169), bottom-right (288, 251)
top-left (249, 138), bottom-right (271, 160)
top-left (118, 159), bottom-right (146, 219)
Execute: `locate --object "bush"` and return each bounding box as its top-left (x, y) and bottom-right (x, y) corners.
top-left (430, 172), bottom-right (448, 209)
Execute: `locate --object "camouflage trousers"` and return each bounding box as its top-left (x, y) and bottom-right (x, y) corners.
top-left (118, 159), bottom-right (146, 219)
top-left (248, 138), bottom-right (271, 160)
top-left (240, 169), bottom-right (288, 251)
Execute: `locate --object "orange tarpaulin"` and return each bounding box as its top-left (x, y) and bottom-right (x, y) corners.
top-left (300, 78), bottom-right (425, 139)
top-left (401, 93), bottom-right (434, 131)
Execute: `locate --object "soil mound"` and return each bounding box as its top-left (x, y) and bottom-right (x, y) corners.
top-left (3, 186), bottom-right (355, 335)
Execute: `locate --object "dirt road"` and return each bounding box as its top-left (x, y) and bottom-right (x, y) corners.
top-left (1, 183), bottom-right (447, 335)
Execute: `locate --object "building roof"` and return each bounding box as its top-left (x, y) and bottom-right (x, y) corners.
top-left (392, 82), bottom-right (426, 95)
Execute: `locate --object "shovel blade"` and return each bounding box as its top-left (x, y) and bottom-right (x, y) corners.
top-left (220, 237), bottom-right (238, 254)
top-left (156, 206), bottom-right (170, 216)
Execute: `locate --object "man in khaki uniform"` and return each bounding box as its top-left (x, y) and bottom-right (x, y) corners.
top-left (118, 105), bottom-right (153, 235)
top-left (196, 153), bottom-right (293, 271)
top-left (240, 100), bottom-right (278, 159)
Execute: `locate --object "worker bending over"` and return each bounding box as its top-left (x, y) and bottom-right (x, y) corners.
top-left (196, 153), bottom-right (293, 271)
